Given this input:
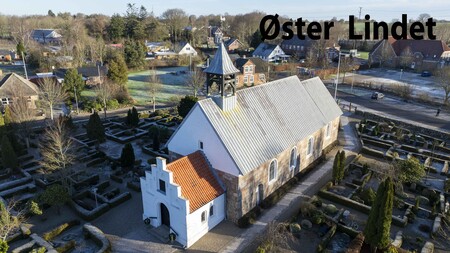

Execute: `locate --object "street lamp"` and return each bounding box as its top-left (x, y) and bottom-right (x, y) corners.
top-left (351, 69), bottom-right (355, 94)
top-left (400, 69), bottom-right (403, 80)
top-left (93, 187), bottom-right (98, 208)
top-left (334, 52), bottom-right (342, 101)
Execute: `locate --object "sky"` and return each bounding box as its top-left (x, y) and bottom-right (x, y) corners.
top-left (1, 0), bottom-right (450, 21)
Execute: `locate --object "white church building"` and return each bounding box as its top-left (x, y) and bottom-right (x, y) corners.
top-left (141, 42), bottom-right (342, 247)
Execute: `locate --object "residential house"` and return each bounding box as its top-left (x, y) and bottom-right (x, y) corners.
top-left (0, 73), bottom-right (39, 109)
top-left (31, 29), bottom-right (62, 44)
top-left (369, 37), bottom-right (450, 71)
top-left (224, 38), bottom-right (244, 52)
top-left (54, 66), bottom-right (108, 86)
top-left (141, 151), bottom-right (226, 248)
top-left (158, 42), bottom-right (342, 228)
top-left (280, 36), bottom-right (312, 59)
top-left (177, 42), bottom-right (198, 56)
top-left (0, 50), bottom-right (17, 62)
top-left (252, 43), bottom-right (289, 62)
top-left (208, 26), bottom-right (228, 46)
top-left (146, 42), bottom-right (170, 53)
top-left (234, 56), bottom-right (267, 87)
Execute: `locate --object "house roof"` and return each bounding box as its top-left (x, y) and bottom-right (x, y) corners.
top-left (31, 29), bottom-right (61, 39)
top-left (235, 57), bottom-right (267, 73)
top-left (371, 37), bottom-right (450, 59)
top-left (196, 76), bottom-right (342, 175)
top-left (280, 35), bottom-right (312, 47)
top-left (167, 151), bottom-right (225, 213)
top-left (0, 73), bottom-right (39, 97)
top-left (54, 66), bottom-right (108, 79)
top-left (252, 43), bottom-right (279, 58)
top-left (204, 42), bottom-right (240, 75)
top-left (224, 38), bottom-right (242, 48)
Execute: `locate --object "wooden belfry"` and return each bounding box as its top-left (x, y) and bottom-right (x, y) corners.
top-left (203, 42), bottom-right (240, 97)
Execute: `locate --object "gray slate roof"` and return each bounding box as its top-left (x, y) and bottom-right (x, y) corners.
top-left (235, 57), bottom-right (268, 73)
top-left (0, 73), bottom-right (39, 97)
top-left (197, 76), bottom-right (342, 175)
top-left (204, 42), bottom-right (240, 75)
top-left (252, 43), bottom-right (278, 58)
top-left (31, 29), bottom-right (60, 38)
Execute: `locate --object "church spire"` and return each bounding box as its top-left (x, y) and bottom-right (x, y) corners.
top-left (203, 42), bottom-right (239, 97)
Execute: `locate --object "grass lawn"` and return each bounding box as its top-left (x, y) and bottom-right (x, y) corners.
top-left (127, 66), bottom-right (193, 106)
top-left (358, 51), bottom-right (369, 60)
top-left (81, 89), bottom-right (96, 100)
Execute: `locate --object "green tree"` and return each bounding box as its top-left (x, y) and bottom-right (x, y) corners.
top-left (107, 54), bottom-right (128, 87)
top-left (40, 184), bottom-right (70, 215)
top-left (250, 29), bottom-right (262, 49)
top-left (1, 135), bottom-right (18, 171)
top-left (364, 177), bottom-right (394, 252)
top-left (63, 69), bottom-right (84, 101)
top-left (395, 157), bottom-right (426, 184)
top-left (131, 107), bottom-right (139, 127)
top-left (332, 151), bottom-right (341, 185)
top-left (120, 143), bottom-right (135, 169)
top-left (126, 109), bottom-right (132, 125)
top-left (86, 111), bottom-right (105, 143)
top-left (177, 95), bottom-right (198, 118)
top-left (338, 150), bottom-right (346, 181)
top-left (16, 41), bottom-right (25, 57)
top-left (108, 14), bottom-right (125, 41)
top-left (124, 39), bottom-right (146, 69)
top-left (47, 10), bottom-right (56, 17)
top-left (0, 240), bottom-right (7, 253)
top-left (153, 127), bottom-right (160, 151)
top-left (26, 200), bottom-right (42, 216)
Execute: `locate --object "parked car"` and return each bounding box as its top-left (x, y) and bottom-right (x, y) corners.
top-left (421, 71), bottom-right (431, 77)
top-left (371, 92), bottom-right (384, 100)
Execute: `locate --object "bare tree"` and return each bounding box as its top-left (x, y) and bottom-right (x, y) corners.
top-left (0, 200), bottom-right (25, 242)
top-left (185, 69), bottom-right (206, 97)
top-left (147, 68), bottom-right (163, 112)
top-left (39, 117), bottom-right (76, 192)
top-left (435, 67), bottom-right (450, 105)
top-left (95, 79), bottom-right (118, 119)
top-left (161, 9), bottom-right (188, 42)
top-left (8, 86), bottom-right (35, 148)
top-left (39, 78), bottom-right (67, 120)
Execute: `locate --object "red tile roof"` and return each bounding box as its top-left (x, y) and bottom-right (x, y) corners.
top-left (167, 151), bottom-right (225, 213)
top-left (386, 36), bottom-right (450, 59)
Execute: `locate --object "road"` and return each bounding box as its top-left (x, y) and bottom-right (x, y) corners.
top-left (328, 86), bottom-right (450, 132)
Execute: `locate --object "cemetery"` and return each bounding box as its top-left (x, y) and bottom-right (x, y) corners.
top-left (0, 106), bottom-right (182, 252)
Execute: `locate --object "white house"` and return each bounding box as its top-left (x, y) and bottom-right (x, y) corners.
top-left (252, 42), bottom-right (289, 62)
top-left (140, 151), bottom-right (226, 248)
top-left (31, 29), bottom-right (62, 44)
top-left (177, 42), bottom-right (197, 56)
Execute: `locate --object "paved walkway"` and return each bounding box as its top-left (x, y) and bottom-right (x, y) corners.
top-left (185, 113), bottom-right (360, 253)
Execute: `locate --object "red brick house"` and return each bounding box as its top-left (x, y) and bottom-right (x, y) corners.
top-left (234, 57), bottom-right (267, 87)
top-left (369, 37), bottom-right (450, 71)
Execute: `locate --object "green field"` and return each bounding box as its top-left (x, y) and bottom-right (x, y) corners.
top-left (127, 66), bottom-right (193, 106)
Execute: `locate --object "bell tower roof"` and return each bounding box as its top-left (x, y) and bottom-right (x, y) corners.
top-left (204, 42), bottom-right (240, 75)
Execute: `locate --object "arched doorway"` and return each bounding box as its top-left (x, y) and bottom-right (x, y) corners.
top-left (160, 203), bottom-right (170, 227)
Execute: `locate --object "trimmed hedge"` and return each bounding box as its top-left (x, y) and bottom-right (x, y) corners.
top-left (83, 223), bottom-right (111, 253)
top-left (316, 224), bottom-right (337, 252)
top-left (56, 240), bottom-right (76, 253)
top-left (110, 174), bottom-right (123, 183)
top-left (108, 192), bottom-right (132, 208)
top-left (361, 146), bottom-right (386, 159)
top-left (42, 220), bottom-right (81, 241)
top-left (70, 200), bottom-right (110, 221)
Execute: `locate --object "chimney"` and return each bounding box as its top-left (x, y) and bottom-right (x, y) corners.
top-left (0, 70), bottom-right (3, 79)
